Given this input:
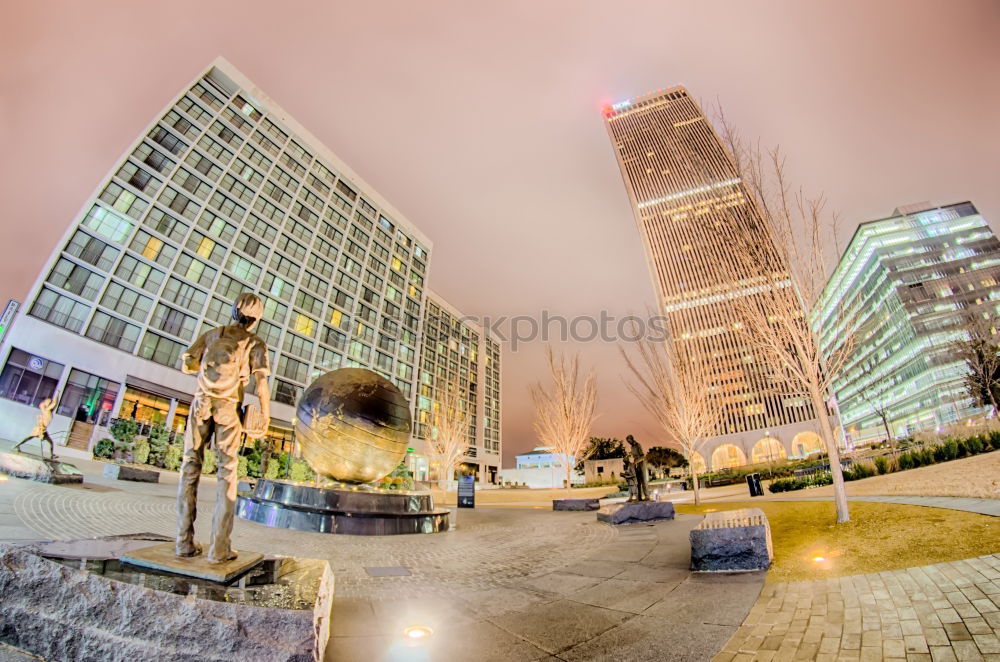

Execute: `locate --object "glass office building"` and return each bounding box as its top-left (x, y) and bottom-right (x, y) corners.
top-left (603, 86), bottom-right (820, 468)
top-left (0, 58), bottom-right (501, 478)
top-left (813, 202), bottom-right (1000, 442)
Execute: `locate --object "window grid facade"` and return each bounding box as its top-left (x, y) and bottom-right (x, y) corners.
top-left (414, 293), bottom-right (502, 462)
top-left (603, 87), bottom-right (815, 436)
top-left (28, 65), bottom-right (430, 406)
top-left (12, 58), bottom-right (500, 481)
top-left (814, 202), bottom-right (1000, 442)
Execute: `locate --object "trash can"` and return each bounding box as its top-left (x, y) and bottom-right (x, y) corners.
top-left (746, 473), bottom-right (764, 497)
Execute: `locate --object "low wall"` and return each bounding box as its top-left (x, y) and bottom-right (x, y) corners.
top-left (499, 467), bottom-right (583, 489)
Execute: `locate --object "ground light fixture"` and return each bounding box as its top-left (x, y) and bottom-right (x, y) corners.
top-left (403, 625), bottom-right (433, 641)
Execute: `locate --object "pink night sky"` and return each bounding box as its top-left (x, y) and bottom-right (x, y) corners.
top-left (2, 1), bottom-right (998, 464)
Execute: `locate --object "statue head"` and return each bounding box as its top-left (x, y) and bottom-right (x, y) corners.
top-left (626, 434), bottom-right (636, 446)
top-left (232, 293), bottom-right (264, 331)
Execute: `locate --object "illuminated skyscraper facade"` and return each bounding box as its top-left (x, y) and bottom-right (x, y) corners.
top-left (814, 202), bottom-right (1000, 442)
top-left (603, 87), bottom-right (821, 469)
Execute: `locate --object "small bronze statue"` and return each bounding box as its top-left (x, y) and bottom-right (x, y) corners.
top-left (176, 293), bottom-right (270, 563)
top-left (622, 454), bottom-right (639, 502)
top-left (12, 396), bottom-right (58, 459)
top-left (625, 435), bottom-right (650, 501)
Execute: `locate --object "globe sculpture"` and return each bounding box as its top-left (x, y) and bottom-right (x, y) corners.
top-left (294, 367), bottom-right (411, 484)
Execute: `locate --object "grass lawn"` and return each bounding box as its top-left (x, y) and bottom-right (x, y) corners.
top-left (676, 501), bottom-right (1000, 583)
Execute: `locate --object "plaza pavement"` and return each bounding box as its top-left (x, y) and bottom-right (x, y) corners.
top-left (0, 448), bottom-right (764, 662)
top-left (3, 443), bottom-right (999, 661)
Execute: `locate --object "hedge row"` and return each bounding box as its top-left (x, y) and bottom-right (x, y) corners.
top-left (768, 431), bottom-right (998, 493)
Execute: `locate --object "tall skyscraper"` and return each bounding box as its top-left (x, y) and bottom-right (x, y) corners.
top-left (603, 87), bottom-right (821, 470)
top-left (0, 58), bottom-right (500, 481)
top-left (814, 201), bottom-right (1000, 443)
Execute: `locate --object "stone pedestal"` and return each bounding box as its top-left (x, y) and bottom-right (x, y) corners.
top-left (0, 535), bottom-right (333, 662)
top-left (121, 542), bottom-right (264, 583)
top-left (552, 498), bottom-right (600, 511)
top-left (237, 479), bottom-right (449, 535)
top-left (102, 463), bottom-right (160, 483)
top-left (690, 507), bottom-right (772, 572)
top-left (0, 452), bottom-right (82, 484)
top-left (596, 500), bottom-right (676, 525)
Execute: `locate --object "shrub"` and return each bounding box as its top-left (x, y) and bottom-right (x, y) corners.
top-left (110, 419), bottom-right (139, 447)
top-left (956, 439), bottom-right (969, 458)
top-left (920, 448), bottom-right (935, 465)
top-left (844, 462), bottom-right (876, 481)
top-left (238, 455), bottom-right (249, 479)
top-left (264, 457), bottom-right (280, 480)
top-left (768, 478), bottom-right (800, 493)
top-left (163, 443), bottom-right (183, 472)
top-left (873, 456), bottom-right (890, 475)
top-left (132, 438), bottom-right (150, 465)
top-left (967, 436), bottom-right (985, 455)
top-left (93, 438), bottom-right (115, 459)
top-left (897, 452), bottom-right (914, 470)
top-left (989, 430), bottom-right (1000, 450)
top-left (288, 459), bottom-right (314, 483)
top-left (767, 472), bottom-right (831, 493)
top-left (201, 449), bottom-right (217, 474)
top-left (147, 425), bottom-right (170, 467)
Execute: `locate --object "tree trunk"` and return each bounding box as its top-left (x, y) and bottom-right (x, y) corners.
top-left (692, 469), bottom-right (701, 506)
top-left (880, 414), bottom-right (896, 455)
top-left (814, 391), bottom-right (850, 523)
top-left (565, 460), bottom-right (572, 497)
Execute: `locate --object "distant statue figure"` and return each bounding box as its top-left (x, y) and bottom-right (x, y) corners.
top-left (625, 435), bottom-right (650, 501)
top-left (176, 293), bottom-right (271, 563)
top-left (12, 396), bottom-right (58, 459)
top-left (622, 454), bottom-right (639, 501)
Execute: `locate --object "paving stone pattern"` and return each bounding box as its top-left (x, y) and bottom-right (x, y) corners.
top-left (713, 554), bottom-right (1000, 662)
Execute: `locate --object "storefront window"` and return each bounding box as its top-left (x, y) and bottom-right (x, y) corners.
top-left (173, 400), bottom-right (190, 435)
top-left (0, 349), bottom-right (64, 407)
top-left (266, 423), bottom-right (295, 454)
top-left (56, 369), bottom-right (120, 423)
top-left (120, 387), bottom-right (171, 426)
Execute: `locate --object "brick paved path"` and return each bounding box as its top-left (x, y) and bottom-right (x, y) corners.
top-left (713, 554), bottom-right (1000, 662)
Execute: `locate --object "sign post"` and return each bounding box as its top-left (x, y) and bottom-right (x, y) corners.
top-left (457, 474), bottom-right (475, 508)
top-left (0, 300), bottom-right (19, 346)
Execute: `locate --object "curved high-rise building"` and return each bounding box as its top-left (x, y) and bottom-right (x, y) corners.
top-left (603, 87), bottom-right (821, 469)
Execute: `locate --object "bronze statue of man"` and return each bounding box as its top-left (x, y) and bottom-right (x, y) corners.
top-left (12, 396), bottom-right (58, 459)
top-left (625, 435), bottom-right (649, 501)
top-left (176, 293), bottom-right (270, 563)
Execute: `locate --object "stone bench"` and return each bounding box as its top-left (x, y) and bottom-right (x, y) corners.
top-left (552, 498), bottom-right (601, 511)
top-left (596, 500), bottom-right (675, 525)
top-left (690, 507), bottom-right (772, 572)
top-left (103, 463), bottom-right (159, 483)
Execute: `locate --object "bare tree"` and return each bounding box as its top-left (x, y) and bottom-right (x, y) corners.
top-left (952, 315), bottom-right (1000, 419)
top-left (428, 379), bottom-right (471, 505)
top-left (621, 332), bottom-right (719, 506)
top-left (710, 112), bottom-right (856, 523)
top-left (858, 362), bottom-right (896, 453)
top-left (530, 346), bottom-right (599, 493)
